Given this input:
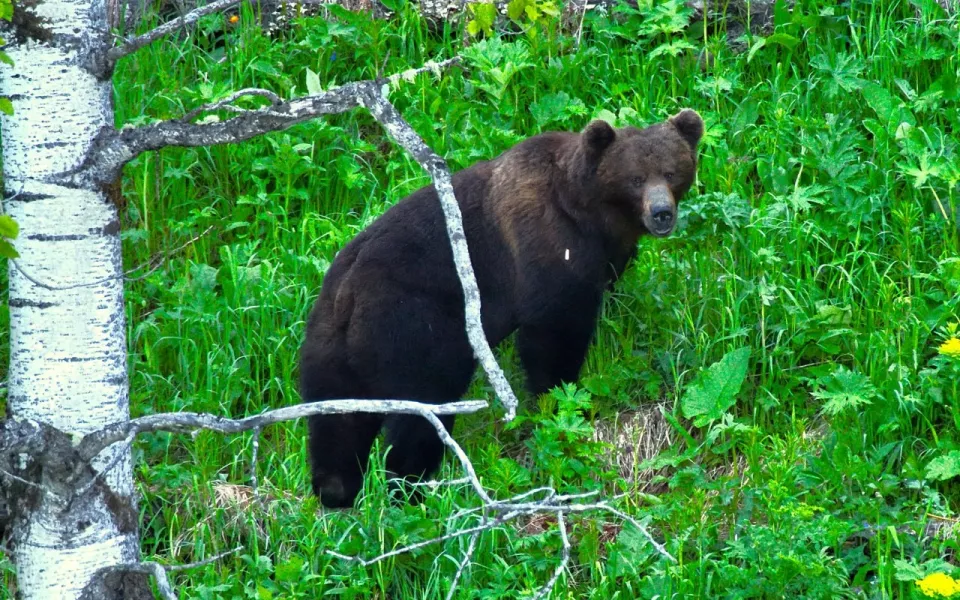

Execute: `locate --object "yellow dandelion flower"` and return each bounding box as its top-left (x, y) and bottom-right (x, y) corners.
top-left (228, 14), bottom-right (240, 24)
top-left (939, 337), bottom-right (960, 359)
top-left (916, 572), bottom-right (960, 597)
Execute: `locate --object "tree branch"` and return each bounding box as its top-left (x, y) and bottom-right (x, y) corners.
top-left (76, 399), bottom-right (489, 461)
top-left (324, 404), bottom-right (677, 599)
top-left (63, 58), bottom-right (460, 189)
top-left (445, 531), bottom-right (480, 600)
top-left (97, 0), bottom-right (242, 76)
top-left (5, 224), bottom-right (213, 291)
top-left (63, 55), bottom-right (521, 418)
top-left (530, 512), bottom-right (570, 600)
top-left (356, 91), bottom-right (519, 420)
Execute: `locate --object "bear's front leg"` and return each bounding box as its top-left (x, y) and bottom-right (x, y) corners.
top-left (308, 412), bottom-right (383, 508)
top-left (517, 321), bottom-right (597, 398)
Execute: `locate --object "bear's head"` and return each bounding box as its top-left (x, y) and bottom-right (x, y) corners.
top-left (579, 109), bottom-right (703, 237)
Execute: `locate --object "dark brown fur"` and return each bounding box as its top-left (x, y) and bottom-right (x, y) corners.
top-left (299, 110), bottom-right (704, 508)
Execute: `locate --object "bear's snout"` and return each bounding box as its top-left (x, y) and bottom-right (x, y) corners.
top-left (651, 206), bottom-right (674, 230)
top-left (642, 183), bottom-right (677, 236)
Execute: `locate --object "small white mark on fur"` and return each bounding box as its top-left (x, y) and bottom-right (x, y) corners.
top-left (564, 248), bottom-right (570, 261)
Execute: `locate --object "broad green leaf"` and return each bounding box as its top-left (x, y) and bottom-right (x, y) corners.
top-left (812, 366), bottom-right (876, 416)
top-left (251, 60), bottom-right (279, 77)
top-left (466, 18), bottom-right (482, 37)
top-left (680, 347), bottom-right (752, 427)
top-left (746, 38), bottom-right (766, 64)
top-left (0, 50), bottom-right (12, 67)
top-left (925, 450), bottom-right (960, 481)
top-left (275, 555), bottom-right (305, 583)
top-left (528, 92), bottom-right (586, 128)
top-left (593, 108), bottom-right (618, 126)
top-left (0, 215), bottom-right (18, 238)
top-left (305, 68), bottom-right (322, 95)
top-left (893, 559), bottom-right (924, 582)
top-left (766, 33), bottom-right (800, 49)
top-left (0, 96), bottom-right (12, 115)
top-left (189, 263), bottom-right (219, 293)
top-left (466, 2), bottom-right (496, 37)
top-left (0, 239), bottom-right (18, 259)
top-left (0, 0), bottom-right (11, 21)
top-left (861, 81), bottom-right (916, 127)
top-left (507, 0), bottom-right (529, 20)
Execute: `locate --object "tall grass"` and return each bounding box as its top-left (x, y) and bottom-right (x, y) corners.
top-left (2, 0), bottom-right (959, 597)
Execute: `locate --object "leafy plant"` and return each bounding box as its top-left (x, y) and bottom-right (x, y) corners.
top-left (680, 347), bottom-right (752, 428)
top-left (811, 366), bottom-right (877, 417)
top-left (0, 215), bottom-right (19, 258)
top-left (9, 1), bottom-right (954, 598)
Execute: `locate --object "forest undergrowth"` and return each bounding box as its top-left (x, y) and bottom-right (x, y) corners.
top-left (2, 0), bottom-right (960, 597)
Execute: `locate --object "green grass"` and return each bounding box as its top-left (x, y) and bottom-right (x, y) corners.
top-left (3, 0), bottom-right (960, 597)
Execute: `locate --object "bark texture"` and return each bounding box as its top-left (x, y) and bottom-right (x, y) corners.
top-left (1, 0), bottom-right (142, 596)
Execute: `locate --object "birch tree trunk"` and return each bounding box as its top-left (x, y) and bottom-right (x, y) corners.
top-left (1, 0), bottom-right (143, 597)
top-left (0, 0), bottom-right (522, 594)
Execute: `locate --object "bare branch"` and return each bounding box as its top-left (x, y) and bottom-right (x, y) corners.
top-left (357, 91), bottom-right (519, 420)
top-left (75, 430), bottom-right (136, 498)
top-left (249, 427), bottom-right (262, 503)
top-left (394, 476), bottom-right (471, 490)
top-left (132, 561), bottom-right (177, 600)
top-left (6, 225), bottom-right (213, 291)
top-left (65, 58), bottom-right (461, 189)
top-left (445, 531), bottom-right (480, 600)
top-left (77, 399), bottom-right (488, 461)
top-left (530, 512), bottom-right (570, 600)
top-left (100, 0), bottom-right (242, 73)
top-left (0, 467), bottom-right (62, 502)
top-left (322, 395), bottom-right (676, 598)
top-left (182, 88), bottom-right (283, 122)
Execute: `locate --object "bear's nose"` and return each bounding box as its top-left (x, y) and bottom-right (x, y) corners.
top-left (652, 207), bottom-right (674, 228)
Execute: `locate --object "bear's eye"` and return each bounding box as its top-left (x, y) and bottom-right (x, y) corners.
top-left (631, 176), bottom-right (646, 187)
top-left (664, 172), bottom-right (675, 183)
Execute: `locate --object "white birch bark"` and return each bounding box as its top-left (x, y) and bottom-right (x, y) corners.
top-left (1, 0), bottom-right (141, 596)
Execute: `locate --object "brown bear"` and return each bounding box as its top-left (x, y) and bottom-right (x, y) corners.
top-left (299, 109), bottom-right (704, 508)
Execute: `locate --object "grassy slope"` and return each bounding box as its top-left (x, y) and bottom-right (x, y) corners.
top-left (3, 0), bottom-right (960, 597)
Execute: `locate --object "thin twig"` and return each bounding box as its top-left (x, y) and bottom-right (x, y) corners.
top-left (328, 511), bottom-right (523, 567)
top-left (101, 0), bottom-right (242, 72)
top-left (182, 89), bottom-right (284, 122)
top-left (393, 476), bottom-right (471, 489)
top-left (8, 225), bottom-right (213, 291)
top-left (445, 531), bottom-right (481, 600)
top-left (574, 0), bottom-right (589, 49)
top-left (530, 512), bottom-right (570, 600)
top-left (167, 546), bottom-right (243, 572)
top-left (598, 506), bottom-right (675, 563)
top-left (249, 426), bottom-right (261, 501)
top-left (0, 467), bottom-right (62, 502)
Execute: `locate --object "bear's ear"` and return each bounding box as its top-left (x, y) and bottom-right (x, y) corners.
top-left (581, 120), bottom-right (616, 156)
top-left (669, 109), bottom-right (704, 150)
